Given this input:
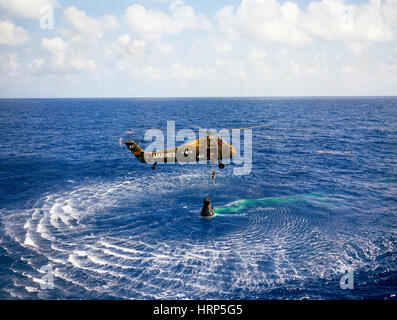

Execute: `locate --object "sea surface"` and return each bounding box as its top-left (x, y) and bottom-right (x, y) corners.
top-left (0, 97), bottom-right (396, 299)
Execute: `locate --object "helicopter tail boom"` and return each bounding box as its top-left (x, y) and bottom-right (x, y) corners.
top-left (125, 140), bottom-right (146, 163)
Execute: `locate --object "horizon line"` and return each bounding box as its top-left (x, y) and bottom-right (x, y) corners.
top-left (1, 95), bottom-right (397, 99)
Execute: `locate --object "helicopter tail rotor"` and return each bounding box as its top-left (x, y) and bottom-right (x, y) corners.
top-left (118, 137), bottom-right (124, 147)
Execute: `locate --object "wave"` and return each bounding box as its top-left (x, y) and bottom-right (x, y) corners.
top-left (1, 172), bottom-right (395, 299)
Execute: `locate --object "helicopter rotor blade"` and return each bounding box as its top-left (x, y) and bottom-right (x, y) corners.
top-left (191, 125), bottom-right (219, 136)
top-left (123, 123), bottom-right (270, 142)
top-left (141, 126), bottom-right (195, 132)
top-left (192, 125), bottom-right (204, 131)
top-left (224, 123), bottom-right (271, 130)
top-left (122, 130), bottom-right (145, 145)
top-left (189, 123), bottom-right (271, 133)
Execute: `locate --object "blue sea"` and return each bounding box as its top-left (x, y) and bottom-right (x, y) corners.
top-left (0, 97), bottom-right (396, 300)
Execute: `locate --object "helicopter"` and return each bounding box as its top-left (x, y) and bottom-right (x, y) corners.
top-left (123, 124), bottom-right (270, 170)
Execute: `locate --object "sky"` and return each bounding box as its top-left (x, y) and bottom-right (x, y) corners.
top-left (0, 0), bottom-right (396, 97)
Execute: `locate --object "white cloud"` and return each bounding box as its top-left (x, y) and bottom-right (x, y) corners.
top-left (132, 65), bottom-right (161, 80)
top-left (341, 65), bottom-right (355, 73)
top-left (29, 58), bottom-right (44, 72)
top-left (215, 58), bottom-right (233, 67)
top-left (42, 36), bottom-right (68, 54)
top-left (0, 52), bottom-right (19, 85)
top-left (380, 60), bottom-right (397, 72)
top-left (0, 20), bottom-right (29, 46)
top-left (41, 36), bottom-right (96, 73)
top-left (41, 37), bottom-right (68, 71)
top-left (156, 42), bottom-right (174, 54)
top-left (216, 0), bottom-right (310, 45)
top-left (346, 41), bottom-right (371, 56)
top-left (106, 34), bottom-right (173, 70)
top-left (248, 47), bottom-right (267, 60)
top-left (0, 52), bottom-right (18, 72)
top-left (1, 0), bottom-right (396, 97)
top-left (209, 38), bottom-right (232, 53)
top-left (305, 0), bottom-right (395, 42)
top-left (63, 6), bottom-right (119, 43)
top-left (106, 34), bottom-right (147, 62)
top-left (125, 1), bottom-right (211, 40)
top-left (215, 0), bottom-right (397, 48)
top-left (128, 39), bottom-right (147, 56)
top-left (69, 56), bottom-right (96, 72)
top-left (117, 34), bottom-right (131, 48)
top-left (214, 58), bottom-right (248, 78)
top-left (0, 0), bottom-right (56, 19)
top-left (170, 63), bottom-right (216, 80)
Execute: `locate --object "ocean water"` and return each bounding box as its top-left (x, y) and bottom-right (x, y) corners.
top-left (0, 97), bottom-right (396, 300)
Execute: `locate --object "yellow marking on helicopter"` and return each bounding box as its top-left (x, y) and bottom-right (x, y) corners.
top-left (124, 124), bottom-right (269, 170)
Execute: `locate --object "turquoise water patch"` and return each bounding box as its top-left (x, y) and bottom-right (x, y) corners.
top-left (214, 193), bottom-right (326, 215)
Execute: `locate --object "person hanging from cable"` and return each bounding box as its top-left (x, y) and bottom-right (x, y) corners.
top-left (211, 169), bottom-right (216, 185)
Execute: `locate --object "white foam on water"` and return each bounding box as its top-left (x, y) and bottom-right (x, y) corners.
top-left (2, 171), bottom-right (394, 299)
top-left (23, 220), bottom-right (31, 230)
top-left (24, 231), bottom-right (37, 248)
top-left (49, 204), bottom-right (61, 229)
top-left (36, 218), bottom-right (54, 241)
top-left (99, 240), bottom-right (149, 255)
top-left (51, 268), bottom-right (92, 292)
top-left (25, 286), bottom-right (39, 293)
